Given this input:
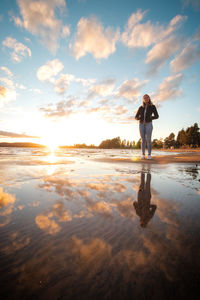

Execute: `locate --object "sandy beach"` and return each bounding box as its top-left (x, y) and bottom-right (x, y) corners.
top-left (93, 150), bottom-right (200, 164)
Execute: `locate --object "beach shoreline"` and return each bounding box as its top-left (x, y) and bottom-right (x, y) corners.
top-left (93, 151), bottom-right (200, 164)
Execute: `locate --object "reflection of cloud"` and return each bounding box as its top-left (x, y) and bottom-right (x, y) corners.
top-left (153, 73), bottom-right (183, 104)
top-left (35, 214), bottom-right (61, 235)
top-left (52, 202), bottom-right (72, 222)
top-left (152, 192), bottom-right (179, 227)
top-left (113, 198), bottom-right (137, 219)
top-left (2, 37), bottom-right (31, 62)
top-left (14, 0), bottom-right (69, 53)
top-left (2, 231), bottom-right (30, 254)
top-left (70, 16), bottom-right (119, 60)
top-left (0, 187), bottom-right (15, 209)
top-left (39, 177), bottom-right (77, 198)
top-left (85, 183), bottom-right (110, 191)
top-left (86, 200), bottom-right (112, 217)
top-left (10, 232), bottom-right (30, 251)
top-left (71, 236), bottom-right (112, 273)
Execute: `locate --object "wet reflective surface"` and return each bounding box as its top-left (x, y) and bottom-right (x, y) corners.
top-left (0, 148), bottom-right (200, 299)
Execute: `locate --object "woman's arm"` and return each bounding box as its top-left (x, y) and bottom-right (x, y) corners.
top-left (135, 107), bottom-right (141, 120)
top-left (151, 105), bottom-right (159, 120)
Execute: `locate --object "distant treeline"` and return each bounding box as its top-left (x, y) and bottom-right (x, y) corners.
top-left (98, 123), bottom-right (200, 149)
top-left (1, 123), bottom-right (199, 149)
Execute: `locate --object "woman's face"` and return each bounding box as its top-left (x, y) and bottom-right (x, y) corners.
top-left (143, 95), bottom-right (150, 104)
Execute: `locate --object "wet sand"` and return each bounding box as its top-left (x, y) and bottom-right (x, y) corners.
top-left (0, 148), bottom-right (200, 300)
top-left (94, 151), bottom-right (200, 164)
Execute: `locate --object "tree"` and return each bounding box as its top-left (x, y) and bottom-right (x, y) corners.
top-left (152, 138), bottom-right (163, 149)
top-left (135, 139), bottom-right (141, 149)
top-left (99, 137), bottom-right (121, 148)
top-left (185, 123), bottom-right (200, 147)
top-left (177, 129), bottom-right (187, 147)
top-left (164, 133), bottom-right (176, 148)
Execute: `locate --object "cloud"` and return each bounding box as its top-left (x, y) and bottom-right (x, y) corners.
top-left (37, 59), bottom-right (95, 94)
top-left (39, 99), bottom-right (76, 119)
top-left (116, 78), bottom-right (148, 101)
top-left (153, 73), bottom-right (183, 103)
top-left (2, 37), bottom-right (31, 62)
top-left (54, 73), bottom-right (75, 94)
top-left (88, 79), bottom-right (115, 98)
top-left (70, 16), bottom-right (120, 60)
top-left (0, 130), bottom-right (39, 138)
top-left (145, 35), bottom-right (182, 73)
top-left (170, 42), bottom-right (200, 72)
top-left (0, 66), bottom-right (13, 77)
top-left (0, 86), bottom-right (7, 98)
top-left (0, 67), bottom-right (16, 105)
top-left (14, 0), bottom-right (70, 53)
top-left (122, 10), bottom-right (187, 49)
top-left (181, 0), bottom-right (200, 11)
top-left (37, 59), bottom-right (64, 82)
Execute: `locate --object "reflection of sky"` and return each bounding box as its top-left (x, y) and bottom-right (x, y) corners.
top-left (0, 149), bottom-right (200, 299)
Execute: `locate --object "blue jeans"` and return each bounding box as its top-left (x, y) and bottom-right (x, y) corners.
top-left (139, 122), bottom-right (153, 155)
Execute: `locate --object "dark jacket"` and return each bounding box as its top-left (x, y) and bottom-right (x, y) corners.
top-left (135, 105), bottom-right (159, 123)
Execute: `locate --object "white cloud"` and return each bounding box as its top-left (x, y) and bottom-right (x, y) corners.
top-left (0, 66), bottom-right (13, 77)
top-left (54, 74), bottom-right (75, 94)
top-left (88, 79), bottom-right (115, 98)
top-left (61, 25), bottom-right (70, 38)
top-left (39, 99), bottom-right (76, 119)
top-left (122, 10), bottom-right (187, 49)
top-left (14, 0), bottom-right (69, 53)
top-left (2, 37), bottom-right (31, 62)
top-left (170, 43), bottom-right (200, 73)
top-left (0, 67), bottom-right (16, 106)
top-left (37, 59), bottom-right (64, 82)
top-left (37, 59), bottom-right (96, 94)
top-left (116, 78), bottom-right (148, 101)
top-left (145, 35), bottom-right (182, 73)
top-left (153, 73), bottom-right (183, 104)
top-left (70, 16), bottom-right (120, 60)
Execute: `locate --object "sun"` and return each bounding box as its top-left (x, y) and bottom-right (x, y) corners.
top-left (39, 130), bottom-right (63, 152)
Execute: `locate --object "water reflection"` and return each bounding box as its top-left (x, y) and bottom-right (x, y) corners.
top-left (133, 172), bottom-right (157, 227)
top-left (1, 150), bottom-right (200, 299)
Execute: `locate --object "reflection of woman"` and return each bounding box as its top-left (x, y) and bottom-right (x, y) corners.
top-left (135, 94), bottom-right (159, 159)
top-left (133, 172), bottom-right (156, 228)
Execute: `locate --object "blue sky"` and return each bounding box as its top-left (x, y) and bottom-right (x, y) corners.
top-left (0, 0), bottom-right (200, 147)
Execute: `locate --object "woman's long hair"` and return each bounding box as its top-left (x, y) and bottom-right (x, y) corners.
top-left (142, 94), bottom-right (153, 107)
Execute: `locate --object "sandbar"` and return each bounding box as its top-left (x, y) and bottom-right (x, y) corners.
top-left (93, 151), bottom-right (200, 164)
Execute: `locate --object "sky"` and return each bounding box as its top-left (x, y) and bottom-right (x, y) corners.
top-left (0, 0), bottom-right (200, 147)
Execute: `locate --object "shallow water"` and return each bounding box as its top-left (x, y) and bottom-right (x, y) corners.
top-left (0, 148), bottom-right (200, 299)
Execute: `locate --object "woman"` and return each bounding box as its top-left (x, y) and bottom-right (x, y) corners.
top-left (135, 94), bottom-right (159, 159)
